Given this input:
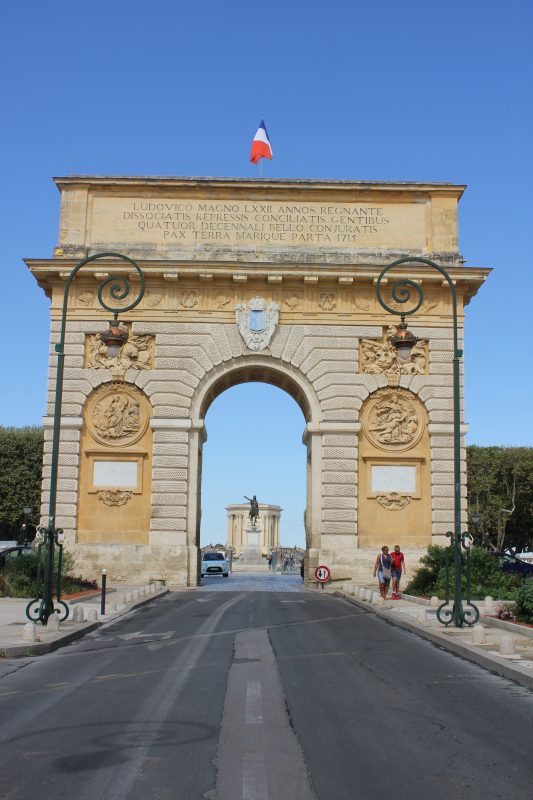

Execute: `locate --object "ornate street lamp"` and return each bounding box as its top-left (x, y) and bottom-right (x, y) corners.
top-left (26, 253), bottom-right (145, 625)
top-left (376, 256), bottom-right (479, 627)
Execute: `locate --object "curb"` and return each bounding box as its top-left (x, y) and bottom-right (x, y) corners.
top-left (334, 592), bottom-right (533, 692)
top-left (0, 589), bottom-right (169, 658)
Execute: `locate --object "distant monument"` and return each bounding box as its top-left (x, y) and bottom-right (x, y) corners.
top-left (226, 502), bottom-right (282, 560)
top-left (244, 495), bottom-right (260, 526)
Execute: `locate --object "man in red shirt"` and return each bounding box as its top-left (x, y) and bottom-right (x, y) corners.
top-left (390, 545), bottom-right (406, 600)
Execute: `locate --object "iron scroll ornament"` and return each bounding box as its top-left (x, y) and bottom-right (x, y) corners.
top-left (57, 252), bottom-right (146, 352)
top-left (436, 531), bottom-right (480, 627)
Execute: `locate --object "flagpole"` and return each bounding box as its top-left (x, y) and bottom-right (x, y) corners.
top-left (259, 160), bottom-right (263, 179)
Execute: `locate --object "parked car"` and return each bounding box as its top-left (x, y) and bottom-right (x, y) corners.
top-left (0, 546), bottom-right (33, 569)
top-left (493, 551), bottom-right (533, 576)
top-left (201, 551), bottom-right (229, 578)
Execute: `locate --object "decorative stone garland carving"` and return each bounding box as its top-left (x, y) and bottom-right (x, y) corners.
top-left (376, 493), bottom-right (411, 510)
top-left (235, 296), bottom-right (280, 351)
top-left (363, 388), bottom-right (422, 451)
top-left (97, 489), bottom-right (132, 506)
top-left (87, 383), bottom-right (149, 447)
top-left (86, 327), bottom-right (153, 371)
top-left (360, 327), bottom-right (427, 377)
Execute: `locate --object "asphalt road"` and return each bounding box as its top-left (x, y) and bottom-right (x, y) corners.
top-left (0, 575), bottom-right (531, 800)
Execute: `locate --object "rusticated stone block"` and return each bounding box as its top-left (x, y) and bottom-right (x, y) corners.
top-left (323, 446), bottom-right (357, 459)
top-left (323, 509), bottom-right (356, 522)
top-left (322, 459), bottom-right (357, 472)
top-left (323, 496), bottom-right (356, 509)
top-left (323, 471), bottom-right (356, 485)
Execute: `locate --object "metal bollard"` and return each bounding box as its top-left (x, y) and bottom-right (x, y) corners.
top-left (101, 569), bottom-right (107, 615)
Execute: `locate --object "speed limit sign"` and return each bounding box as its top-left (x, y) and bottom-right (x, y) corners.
top-left (314, 565), bottom-right (331, 584)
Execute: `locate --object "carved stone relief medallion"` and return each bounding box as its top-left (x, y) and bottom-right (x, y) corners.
top-left (363, 388), bottom-right (422, 451)
top-left (235, 296), bottom-right (280, 351)
top-left (145, 290), bottom-right (163, 308)
top-left (214, 291), bottom-right (232, 309)
top-left (319, 293), bottom-right (337, 311)
top-left (87, 383), bottom-right (149, 447)
top-left (179, 290), bottom-right (199, 309)
top-left (77, 289), bottom-right (96, 306)
top-left (284, 292), bottom-right (303, 310)
top-left (352, 290), bottom-right (371, 311)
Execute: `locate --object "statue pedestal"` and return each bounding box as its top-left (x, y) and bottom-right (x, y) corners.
top-left (239, 525), bottom-right (263, 565)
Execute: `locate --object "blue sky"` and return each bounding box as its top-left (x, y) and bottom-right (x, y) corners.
top-left (2, 0), bottom-right (532, 547)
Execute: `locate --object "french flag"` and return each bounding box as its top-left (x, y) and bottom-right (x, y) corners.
top-left (250, 120), bottom-right (273, 164)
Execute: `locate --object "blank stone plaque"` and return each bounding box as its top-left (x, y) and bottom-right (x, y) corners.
top-left (371, 465), bottom-right (416, 493)
top-left (93, 461), bottom-right (138, 488)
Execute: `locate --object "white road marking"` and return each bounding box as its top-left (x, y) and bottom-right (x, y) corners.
top-left (242, 752), bottom-right (268, 800)
top-left (245, 680), bottom-right (263, 724)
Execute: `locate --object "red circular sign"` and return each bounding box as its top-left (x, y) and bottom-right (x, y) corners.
top-left (314, 565), bottom-right (331, 583)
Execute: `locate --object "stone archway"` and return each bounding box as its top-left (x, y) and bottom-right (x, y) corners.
top-left (29, 175), bottom-right (489, 587)
top-left (187, 357), bottom-right (323, 583)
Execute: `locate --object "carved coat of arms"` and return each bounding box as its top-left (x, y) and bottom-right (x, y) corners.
top-left (235, 297), bottom-right (280, 351)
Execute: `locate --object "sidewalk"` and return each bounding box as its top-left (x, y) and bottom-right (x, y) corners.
top-left (0, 584), bottom-right (168, 658)
top-left (332, 584), bottom-right (533, 691)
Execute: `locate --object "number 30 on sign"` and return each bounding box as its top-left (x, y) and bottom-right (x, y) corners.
top-left (314, 565), bottom-right (331, 584)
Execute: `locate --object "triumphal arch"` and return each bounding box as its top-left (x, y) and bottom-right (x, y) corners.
top-left (27, 176), bottom-right (489, 585)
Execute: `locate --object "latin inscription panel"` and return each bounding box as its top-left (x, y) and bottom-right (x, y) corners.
top-left (88, 196), bottom-right (428, 254)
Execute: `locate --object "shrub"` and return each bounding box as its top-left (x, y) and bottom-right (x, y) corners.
top-left (405, 545), bottom-right (522, 601)
top-left (496, 604), bottom-right (517, 623)
top-left (0, 547), bottom-right (96, 598)
top-left (515, 578), bottom-right (533, 623)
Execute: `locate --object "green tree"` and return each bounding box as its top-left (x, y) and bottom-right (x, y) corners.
top-left (0, 427), bottom-right (44, 540)
top-left (467, 445), bottom-right (533, 553)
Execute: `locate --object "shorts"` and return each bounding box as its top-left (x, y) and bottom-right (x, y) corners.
top-left (391, 569), bottom-right (402, 580)
top-left (377, 570), bottom-right (391, 585)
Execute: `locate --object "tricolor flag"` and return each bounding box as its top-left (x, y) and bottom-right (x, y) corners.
top-left (250, 120), bottom-right (273, 164)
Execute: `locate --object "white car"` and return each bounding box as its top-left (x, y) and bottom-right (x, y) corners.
top-left (201, 551), bottom-right (230, 578)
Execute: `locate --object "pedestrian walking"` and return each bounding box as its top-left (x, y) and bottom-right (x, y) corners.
top-left (390, 544), bottom-right (406, 599)
top-left (373, 545), bottom-right (392, 600)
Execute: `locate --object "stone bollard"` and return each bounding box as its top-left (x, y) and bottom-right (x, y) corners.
top-left (107, 603), bottom-right (117, 613)
top-left (371, 591), bottom-right (380, 604)
top-left (46, 614), bottom-right (60, 632)
top-left (23, 622), bottom-right (37, 642)
top-left (499, 635), bottom-right (515, 656)
top-left (86, 608), bottom-right (98, 622)
top-left (417, 608), bottom-right (428, 626)
top-left (72, 606), bottom-right (85, 623)
top-left (430, 596), bottom-right (440, 608)
top-left (358, 587), bottom-right (366, 600)
top-left (150, 584), bottom-right (156, 594)
top-left (376, 596), bottom-right (385, 606)
top-left (484, 596), bottom-right (494, 614)
top-left (139, 587), bottom-right (146, 597)
top-left (125, 591), bottom-right (133, 603)
top-left (472, 625), bottom-right (486, 645)
top-left (155, 581), bottom-right (162, 591)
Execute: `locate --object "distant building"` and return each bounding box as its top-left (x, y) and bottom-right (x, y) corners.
top-left (226, 503), bottom-right (281, 557)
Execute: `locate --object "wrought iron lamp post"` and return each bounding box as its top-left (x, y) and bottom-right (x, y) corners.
top-left (26, 253), bottom-right (145, 625)
top-left (375, 257), bottom-right (479, 627)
